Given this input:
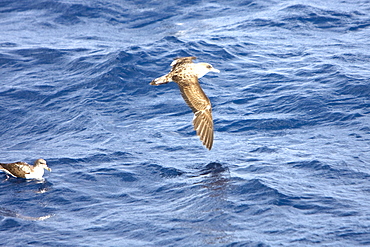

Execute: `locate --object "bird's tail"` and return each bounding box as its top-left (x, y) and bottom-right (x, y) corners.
top-left (150, 74), bottom-right (172, 86)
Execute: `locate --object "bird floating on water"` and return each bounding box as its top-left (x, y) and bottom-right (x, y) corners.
top-left (150, 56), bottom-right (220, 150)
top-left (0, 159), bottom-right (51, 180)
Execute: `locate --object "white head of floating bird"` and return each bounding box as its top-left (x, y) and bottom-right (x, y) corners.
top-left (150, 56), bottom-right (220, 150)
top-left (0, 159), bottom-right (51, 180)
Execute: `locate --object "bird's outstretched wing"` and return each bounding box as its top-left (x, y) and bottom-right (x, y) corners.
top-left (178, 76), bottom-right (214, 150)
top-left (171, 56), bottom-right (196, 67)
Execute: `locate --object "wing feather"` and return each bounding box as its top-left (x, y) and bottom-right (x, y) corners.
top-left (0, 162), bottom-right (32, 178)
top-left (171, 56), bottom-right (196, 67)
top-left (177, 77), bottom-right (214, 150)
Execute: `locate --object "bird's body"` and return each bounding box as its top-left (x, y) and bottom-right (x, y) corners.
top-left (0, 159), bottom-right (51, 179)
top-left (150, 56), bottom-right (219, 150)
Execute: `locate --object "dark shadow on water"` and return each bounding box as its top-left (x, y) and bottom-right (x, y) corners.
top-left (187, 162), bottom-right (235, 245)
top-left (199, 162), bottom-right (230, 176)
top-left (196, 162), bottom-right (231, 202)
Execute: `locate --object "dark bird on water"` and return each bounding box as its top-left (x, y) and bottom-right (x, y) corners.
top-left (0, 159), bottom-right (51, 179)
top-left (150, 56), bottom-right (220, 150)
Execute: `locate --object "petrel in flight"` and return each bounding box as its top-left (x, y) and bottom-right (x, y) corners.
top-left (150, 56), bottom-right (219, 150)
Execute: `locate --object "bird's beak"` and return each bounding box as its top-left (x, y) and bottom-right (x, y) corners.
top-left (211, 68), bottom-right (220, 73)
top-left (46, 167), bottom-right (52, 172)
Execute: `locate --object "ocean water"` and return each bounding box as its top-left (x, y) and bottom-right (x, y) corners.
top-left (1, 0), bottom-right (370, 246)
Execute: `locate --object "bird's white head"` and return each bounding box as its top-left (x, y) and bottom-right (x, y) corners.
top-left (194, 63), bottom-right (220, 78)
top-left (34, 159), bottom-right (51, 172)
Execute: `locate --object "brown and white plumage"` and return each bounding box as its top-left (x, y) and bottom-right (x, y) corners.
top-left (0, 159), bottom-right (51, 179)
top-left (150, 56), bottom-right (220, 150)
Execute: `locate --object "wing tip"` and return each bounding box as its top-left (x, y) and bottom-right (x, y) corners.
top-left (193, 111), bottom-right (214, 151)
top-left (205, 142), bottom-right (213, 150)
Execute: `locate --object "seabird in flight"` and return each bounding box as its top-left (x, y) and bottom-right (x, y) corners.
top-left (0, 159), bottom-right (51, 179)
top-left (150, 56), bottom-right (220, 150)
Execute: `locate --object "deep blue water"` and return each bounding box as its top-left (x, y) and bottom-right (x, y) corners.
top-left (1, 0), bottom-right (370, 246)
